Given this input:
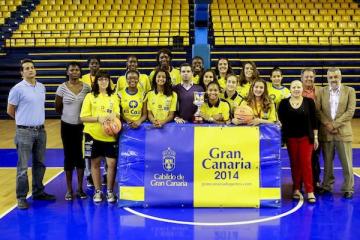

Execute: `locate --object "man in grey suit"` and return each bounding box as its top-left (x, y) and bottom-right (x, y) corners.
top-left (317, 67), bottom-right (356, 199)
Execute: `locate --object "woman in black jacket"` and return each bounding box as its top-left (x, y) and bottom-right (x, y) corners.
top-left (278, 80), bottom-right (318, 203)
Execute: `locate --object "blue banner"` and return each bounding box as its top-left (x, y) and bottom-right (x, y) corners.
top-left (117, 123), bottom-right (281, 208)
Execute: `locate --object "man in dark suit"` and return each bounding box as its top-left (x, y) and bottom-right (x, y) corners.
top-left (317, 67), bottom-right (356, 199)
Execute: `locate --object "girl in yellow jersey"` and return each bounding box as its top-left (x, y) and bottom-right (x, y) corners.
top-left (233, 79), bottom-right (277, 126)
top-left (220, 74), bottom-right (243, 116)
top-left (80, 70), bottom-right (120, 204)
top-left (200, 81), bottom-right (231, 124)
top-left (147, 70), bottom-right (177, 128)
top-left (215, 58), bottom-right (234, 91)
top-left (267, 67), bottom-right (290, 109)
top-left (118, 70), bottom-right (147, 128)
top-left (149, 48), bottom-right (181, 86)
top-left (237, 61), bottom-right (260, 98)
top-left (116, 55), bottom-right (151, 95)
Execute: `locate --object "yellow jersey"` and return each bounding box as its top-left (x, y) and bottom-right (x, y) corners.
top-left (237, 82), bottom-right (251, 99)
top-left (200, 99), bottom-right (230, 121)
top-left (81, 73), bottom-right (115, 90)
top-left (192, 75), bottom-right (200, 84)
top-left (220, 91), bottom-right (244, 114)
top-left (267, 82), bottom-right (291, 109)
top-left (149, 67), bottom-right (181, 86)
top-left (116, 73), bottom-right (151, 95)
top-left (80, 93), bottom-right (120, 142)
top-left (240, 100), bottom-right (277, 123)
top-left (118, 88), bottom-right (145, 122)
top-left (146, 91), bottom-right (177, 121)
top-left (218, 77), bottom-right (226, 91)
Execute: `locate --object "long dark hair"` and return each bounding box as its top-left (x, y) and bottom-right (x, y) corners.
top-left (151, 69), bottom-right (173, 97)
top-left (92, 70), bottom-right (114, 97)
top-left (199, 69), bottom-right (218, 90)
top-left (239, 61), bottom-right (260, 86)
top-left (246, 78), bottom-right (272, 113)
top-left (214, 58), bottom-right (233, 77)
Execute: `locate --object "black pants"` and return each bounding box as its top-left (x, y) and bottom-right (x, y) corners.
top-left (61, 121), bottom-right (85, 171)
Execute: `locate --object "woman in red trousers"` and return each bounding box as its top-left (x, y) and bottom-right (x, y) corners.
top-left (278, 80), bottom-right (318, 203)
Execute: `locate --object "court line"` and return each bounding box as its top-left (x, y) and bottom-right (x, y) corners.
top-left (0, 169), bottom-right (64, 219)
top-left (123, 198), bottom-right (304, 226)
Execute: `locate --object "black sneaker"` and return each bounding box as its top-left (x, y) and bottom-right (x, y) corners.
top-left (76, 190), bottom-right (88, 199)
top-left (17, 199), bottom-right (29, 210)
top-left (33, 192), bottom-right (56, 201)
top-left (87, 175), bottom-right (94, 187)
top-left (102, 174), bottom-right (107, 186)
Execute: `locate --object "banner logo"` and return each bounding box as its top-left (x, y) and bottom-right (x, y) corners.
top-left (162, 147), bottom-right (176, 172)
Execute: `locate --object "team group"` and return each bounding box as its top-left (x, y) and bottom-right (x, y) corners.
top-left (7, 48), bottom-right (356, 209)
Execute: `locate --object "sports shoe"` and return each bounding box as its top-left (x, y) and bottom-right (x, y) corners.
top-left (93, 190), bottom-right (103, 203)
top-left (65, 192), bottom-right (73, 201)
top-left (107, 190), bottom-right (117, 203)
top-left (17, 199), bottom-right (29, 210)
top-left (102, 174), bottom-right (107, 186)
top-left (76, 190), bottom-right (88, 199)
top-left (33, 192), bottom-right (56, 201)
top-left (87, 175), bottom-right (94, 187)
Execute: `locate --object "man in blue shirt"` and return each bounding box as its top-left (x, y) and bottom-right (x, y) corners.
top-left (7, 59), bottom-right (55, 209)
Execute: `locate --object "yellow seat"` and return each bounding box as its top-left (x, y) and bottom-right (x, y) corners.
top-left (256, 37), bottom-right (266, 44)
top-left (319, 37), bottom-right (329, 45)
top-left (298, 37), bottom-right (308, 45)
top-left (309, 22), bottom-right (318, 29)
top-left (266, 37), bottom-right (277, 45)
top-left (288, 37), bottom-right (297, 45)
top-left (339, 37), bottom-right (350, 45)
top-left (350, 37), bottom-right (360, 45)
top-left (299, 22), bottom-right (308, 29)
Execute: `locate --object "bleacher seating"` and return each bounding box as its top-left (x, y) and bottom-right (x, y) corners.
top-left (0, 0), bottom-right (22, 24)
top-left (211, 0), bottom-right (360, 45)
top-left (5, 0), bottom-right (190, 47)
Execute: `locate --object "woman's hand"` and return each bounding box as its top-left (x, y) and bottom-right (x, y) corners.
top-left (129, 119), bottom-right (142, 129)
top-left (314, 138), bottom-right (319, 150)
top-left (232, 118), bottom-right (241, 125)
top-left (248, 118), bottom-right (261, 126)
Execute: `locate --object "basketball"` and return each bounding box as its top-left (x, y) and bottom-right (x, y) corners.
top-left (102, 118), bottom-right (122, 136)
top-left (234, 105), bottom-right (254, 124)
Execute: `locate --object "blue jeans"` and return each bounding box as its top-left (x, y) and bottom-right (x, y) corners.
top-left (15, 127), bottom-right (46, 199)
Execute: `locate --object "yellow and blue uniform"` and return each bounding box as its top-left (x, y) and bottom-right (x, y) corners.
top-left (241, 100), bottom-right (277, 123)
top-left (116, 74), bottom-right (151, 95)
top-left (192, 75), bottom-right (200, 84)
top-left (80, 93), bottom-right (120, 142)
top-left (200, 99), bottom-right (230, 121)
top-left (81, 73), bottom-right (115, 90)
top-left (217, 77), bottom-right (226, 91)
top-left (118, 88), bottom-right (145, 122)
top-left (267, 82), bottom-right (291, 109)
top-left (146, 91), bottom-right (177, 121)
top-left (220, 91), bottom-right (244, 114)
top-left (237, 82), bottom-right (251, 99)
top-left (149, 67), bottom-right (181, 86)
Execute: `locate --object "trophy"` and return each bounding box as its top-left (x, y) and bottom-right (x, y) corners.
top-left (193, 91), bottom-right (205, 123)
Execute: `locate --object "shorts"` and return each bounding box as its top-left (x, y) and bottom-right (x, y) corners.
top-left (84, 133), bottom-right (118, 160)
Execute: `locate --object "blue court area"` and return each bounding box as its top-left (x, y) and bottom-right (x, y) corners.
top-left (0, 149), bottom-right (359, 240)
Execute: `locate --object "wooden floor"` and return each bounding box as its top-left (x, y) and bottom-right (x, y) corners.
top-left (1, 119), bottom-right (360, 149)
top-left (0, 168), bottom-right (63, 217)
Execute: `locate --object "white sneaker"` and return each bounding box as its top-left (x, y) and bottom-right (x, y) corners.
top-left (93, 190), bottom-right (103, 203)
top-left (107, 191), bottom-right (117, 203)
